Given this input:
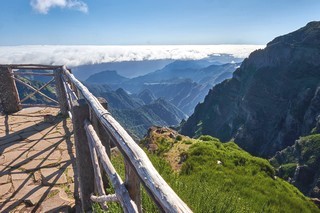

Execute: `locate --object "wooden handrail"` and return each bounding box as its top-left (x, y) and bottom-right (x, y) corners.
top-left (0, 64), bottom-right (62, 70)
top-left (13, 72), bottom-right (54, 76)
top-left (84, 119), bottom-right (138, 212)
top-left (62, 66), bottom-right (192, 212)
top-left (0, 64), bottom-right (192, 212)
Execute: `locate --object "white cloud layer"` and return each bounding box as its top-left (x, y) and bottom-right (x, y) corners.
top-left (31, 0), bottom-right (88, 14)
top-left (0, 45), bottom-right (264, 67)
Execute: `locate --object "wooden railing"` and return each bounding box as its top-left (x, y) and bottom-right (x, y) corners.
top-left (0, 64), bottom-right (192, 213)
top-left (0, 64), bottom-right (62, 113)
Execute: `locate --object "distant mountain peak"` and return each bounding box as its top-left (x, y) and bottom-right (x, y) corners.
top-left (138, 89), bottom-right (156, 104)
top-left (267, 21), bottom-right (320, 47)
top-left (85, 70), bottom-right (129, 84)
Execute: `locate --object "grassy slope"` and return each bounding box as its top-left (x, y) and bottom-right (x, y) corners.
top-left (93, 128), bottom-right (319, 212)
top-left (141, 128), bottom-right (319, 213)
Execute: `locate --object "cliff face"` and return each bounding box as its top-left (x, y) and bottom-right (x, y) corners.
top-left (270, 134), bottom-right (320, 199)
top-left (181, 22), bottom-right (320, 157)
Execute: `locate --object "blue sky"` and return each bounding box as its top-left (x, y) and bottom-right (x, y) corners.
top-left (1, 0), bottom-right (320, 45)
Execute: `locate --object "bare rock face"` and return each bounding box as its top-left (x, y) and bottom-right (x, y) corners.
top-left (182, 21), bottom-right (320, 158)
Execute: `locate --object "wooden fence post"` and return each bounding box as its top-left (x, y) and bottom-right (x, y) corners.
top-left (54, 68), bottom-right (68, 116)
top-left (72, 99), bottom-right (95, 212)
top-left (0, 66), bottom-right (21, 113)
top-left (125, 161), bottom-right (142, 213)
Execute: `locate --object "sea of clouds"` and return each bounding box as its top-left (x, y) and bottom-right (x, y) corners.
top-left (0, 45), bottom-right (264, 67)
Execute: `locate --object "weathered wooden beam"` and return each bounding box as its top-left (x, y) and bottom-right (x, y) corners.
top-left (86, 132), bottom-right (108, 210)
top-left (62, 78), bottom-right (77, 114)
top-left (20, 77), bottom-right (55, 103)
top-left (0, 67), bottom-right (21, 113)
top-left (13, 72), bottom-right (54, 76)
top-left (89, 97), bottom-right (111, 190)
top-left (63, 66), bottom-right (192, 213)
top-left (12, 67), bottom-right (58, 70)
top-left (71, 99), bottom-right (95, 212)
top-left (13, 77), bottom-right (59, 104)
top-left (0, 64), bottom-right (62, 70)
top-left (19, 104), bottom-right (60, 108)
top-left (90, 97), bottom-right (111, 156)
top-left (87, 136), bottom-right (106, 196)
top-left (54, 68), bottom-right (68, 115)
top-left (84, 120), bottom-right (138, 213)
top-left (62, 81), bottom-right (72, 113)
top-left (62, 75), bottom-right (78, 102)
top-left (91, 194), bottom-right (118, 203)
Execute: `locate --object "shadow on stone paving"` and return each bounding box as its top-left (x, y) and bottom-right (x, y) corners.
top-left (0, 109), bottom-right (76, 212)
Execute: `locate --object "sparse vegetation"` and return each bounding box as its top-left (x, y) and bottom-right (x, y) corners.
top-left (271, 134), bottom-right (320, 197)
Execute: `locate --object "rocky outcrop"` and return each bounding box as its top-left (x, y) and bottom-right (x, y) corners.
top-left (270, 134), bottom-right (320, 199)
top-left (181, 21), bottom-right (320, 157)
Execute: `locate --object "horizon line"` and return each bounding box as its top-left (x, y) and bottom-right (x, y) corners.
top-left (0, 44), bottom-right (266, 47)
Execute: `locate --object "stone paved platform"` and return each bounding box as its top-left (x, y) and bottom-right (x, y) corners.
top-left (0, 107), bottom-right (77, 212)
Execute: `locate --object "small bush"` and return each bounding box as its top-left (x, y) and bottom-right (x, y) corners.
top-left (198, 135), bottom-right (218, 141)
top-left (175, 135), bottom-right (183, 141)
top-left (183, 140), bottom-right (193, 145)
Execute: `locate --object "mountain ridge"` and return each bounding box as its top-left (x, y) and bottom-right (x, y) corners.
top-left (181, 21), bottom-right (320, 157)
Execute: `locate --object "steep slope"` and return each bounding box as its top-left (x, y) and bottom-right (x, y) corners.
top-left (142, 99), bottom-right (187, 125)
top-left (198, 63), bottom-right (240, 85)
top-left (85, 83), bottom-right (187, 139)
top-left (15, 77), bottom-right (57, 106)
top-left (140, 127), bottom-right (319, 212)
top-left (270, 134), bottom-right (320, 199)
top-left (104, 88), bottom-right (144, 110)
top-left (181, 21), bottom-right (320, 157)
top-left (84, 83), bottom-right (112, 97)
top-left (138, 89), bottom-right (156, 104)
top-left (141, 79), bottom-right (212, 115)
top-left (111, 99), bottom-right (187, 139)
top-left (134, 62), bottom-right (239, 115)
top-left (84, 60), bottom-right (239, 115)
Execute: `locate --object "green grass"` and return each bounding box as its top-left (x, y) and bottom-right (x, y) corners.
top-left (93, 133), bottom-right (319, 212)
top-left (143, 133), bottom-right (319, 212)
top-left (271, 134), bottom-right (320, 170)
top-left (92, 150), bottom-right (159, 212)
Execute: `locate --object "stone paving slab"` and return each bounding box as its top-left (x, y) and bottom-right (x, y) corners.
top-left (0, 107), bottom-right (77, 212)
